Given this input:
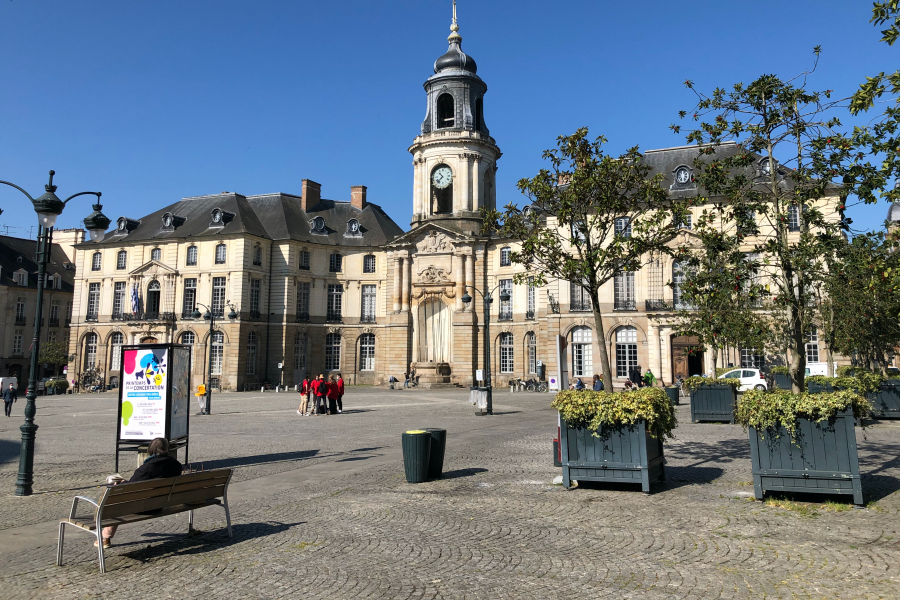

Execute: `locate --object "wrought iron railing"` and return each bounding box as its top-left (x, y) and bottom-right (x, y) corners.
top-left (614, 299), bottom-right (636, 311)
top-left (644, 299), bottom-right (673, 311)
top-left (295, 312), bottom-right (310, 323)
top-left (326, 311), bottom-right (343, 323)
top-left (85, 314), bottom-right (98, 322)
top-left (525, 309), bottom-right (535, 320)
top-left (249, 310), bottom-right (262, 321)
top-left (48, 318), bottom-right (59, 327)
top-left (15, 316), bottom-right (26, 326)
top-left (570, 300), bottom-right (591, 312)
top-left (499, 310), bottom-right (513, 321)
top-left (360, 314), bottom-right (376, 323)
top-left (111, 312), bottom-right (175, 322)
top-left (181, 310), bottom-right (196, 319)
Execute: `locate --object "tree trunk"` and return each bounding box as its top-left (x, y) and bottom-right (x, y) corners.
top-left (710, 345), bottom-right (719, 380)
top-left (591, 306), bottom-right (613, 391)
top-left (789, 302), bottom-right (806, 394)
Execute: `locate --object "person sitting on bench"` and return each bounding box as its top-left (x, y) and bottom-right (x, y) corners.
top-left (99, 437), bottom-right (182, 548)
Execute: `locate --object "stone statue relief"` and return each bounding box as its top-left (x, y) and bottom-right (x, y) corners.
top-left (418, 230), bottom-right (451, 254)
top-left (418, 266), bottom-right (450, 283)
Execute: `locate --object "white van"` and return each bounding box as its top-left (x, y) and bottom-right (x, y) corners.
top-left (805, 363), bottom-right (836, 377)
top-left (0, 377), bottom-right (18, 390)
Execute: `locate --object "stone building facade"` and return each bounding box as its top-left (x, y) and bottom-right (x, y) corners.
top-left (67, 11), bottom-right (839, 391)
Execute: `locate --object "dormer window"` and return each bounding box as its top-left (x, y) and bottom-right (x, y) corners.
top-left (310, 216), bottom-right (326, 235)
top-left (674, 166), bottom-right (692, 185)
top-left (151, 248), bottom-right (161, 262)
top-left (117, 219), bottom-right (127, 233)
top-left (14, 271), bottom-right (27, 286)
top-left (760, 158), bottom-right (773, 176)
top-left (161, 212), bottom-right (185, 230)
top-left (212, 209), bottom-right (223, 224)
top-left (346, 219), bottom-right (361, 236)
top-left (210, 208), bottom-right (235, 227)
top-left (115, 217), bottom-right (140, 234)
top-left (163, 213), bottom-right (173, 227)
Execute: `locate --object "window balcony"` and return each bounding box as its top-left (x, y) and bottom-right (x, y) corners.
top-left (295, 312), bottom-right (310, 323)
top-left (569, 300), bottom-right (591, 313)
top-left (249, 310), bottom-right (262, 321)
top-left (498, 310), bottom-right (513, 321)
top-left (15, 317), bottom-right (26, 326)
top-left (112, 312), bottom-right (127, 321)
top-left (181, 310), bottom-right (196, 319)
top-left (644, 299), bottom-right (673, 312)
top-left (614, 299), bottom-right (636, 311)
top-left (525, 309), bottom-right (535, 320)
top-left (326, 311), bottom-right (343, 323)
top-left (360, 314), bottom-right (376, 323)
top-left (86, 314), bottom-right (98, 322)
top-left (48, 318), bottom-right (59, 327)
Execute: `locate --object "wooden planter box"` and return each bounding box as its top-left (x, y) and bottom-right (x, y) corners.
top-left (690, 385), bottom-right (737, 423)
top-left (559, 419), bottom-right (665, 493)
top-left (868, 380), bottom-right (900, 419)
top-left (748, 407), bottom-right (863, 505)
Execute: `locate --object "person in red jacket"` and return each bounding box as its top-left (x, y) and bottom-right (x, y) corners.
top-left (336, 373), bottom-right (345, 414)
top-left (326, 375), bottom-right (339, 415)
top-left (297, 376), bottom-right (312, 416)
top-left (310, 374), bottom-right (326, 416)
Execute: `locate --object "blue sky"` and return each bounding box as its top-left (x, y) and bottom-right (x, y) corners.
top-left (0, 1), bottom-right (895, 238)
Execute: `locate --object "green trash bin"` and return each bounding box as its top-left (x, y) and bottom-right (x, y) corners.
top-left (402, 430), bottom-right (431, 483)
top-left (665, 386), bottom-right (679, 406)
top-left (424, 428), bottom-right (446, 480)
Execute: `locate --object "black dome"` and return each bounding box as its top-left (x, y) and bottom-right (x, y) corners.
top-left (434, 41), bottom-right (477, 74)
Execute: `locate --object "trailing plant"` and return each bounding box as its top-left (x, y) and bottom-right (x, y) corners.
top-left (736, 388), bottom-right (871, 440)
top-left (684, 376), bottom-right (742, 391)
top-left (551, 388), bottom-right (677, 440)
top-left (770, 366), bottom-right (790, 375)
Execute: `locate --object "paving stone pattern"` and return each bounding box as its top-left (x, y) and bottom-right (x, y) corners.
top-left (0, 388), bottom-right (898, 599)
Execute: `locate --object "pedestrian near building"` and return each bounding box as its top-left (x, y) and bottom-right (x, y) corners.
top-left (403, 372), bottom-right (410, 388)
top-left (2, 383), bottom-right (16, 417)
top-left (312, 374), bottom-right (327, 416)
top-left (297, 376), bottom-right (312, 416)
top-left (327, 375), bottom-right (339, 415)
top-left (336, 374), bottom-right (344, 413)
top-left (592, 374), bottom-right (604, 391)
top-left (643, 369), bottom-right (657, 388)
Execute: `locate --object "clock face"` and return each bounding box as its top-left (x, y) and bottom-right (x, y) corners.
top-left (675, 167), bottom-right (690, 184)
top-left (432, 166), bottom-right (452, 189)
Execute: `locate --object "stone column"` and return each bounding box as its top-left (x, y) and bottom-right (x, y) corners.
top-left (401, 257), bottom-right (411, 312)
top-left (393, 257), bottom-right (401, 313)
top-left (472, 157), bottom-right (482, 210)
top-left (458, 154), bottom-right (471, 213)
top-left (455, 254), bottom-right (465, 311)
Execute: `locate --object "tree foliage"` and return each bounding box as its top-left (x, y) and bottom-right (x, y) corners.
top-left (38, 340), bottom-right (68, 370)
top-left (484, 128), bottom-right (689, 390)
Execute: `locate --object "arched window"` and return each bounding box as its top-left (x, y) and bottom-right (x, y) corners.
top-left (84, 333), bottom-right (98, 369)
top-left (431, 165), bottom-right (453, 213)
top-left (151, 248), bottom-right (161, 262)
top-left (116, 250), bottom-right (127, 270)
top-left (146, 280), bottom-right (161, 316)
top-left (475, 97), bottom-right (483, 132)
top-left (437, 93), bottom-right (455, 128)
top-left (215, 243), bottom-right (226, 264)
top-left (181, 331), bottom-right (195, 368)
top-left (527, 332), bottom-right (537, 374)
top-left (615, 326), bottom-right (638, 378)
top-left (572, 327), bottom-right (592, 378)
top-left (210, 331), bottom-right (224, 375)
top-left (109, 332), bottom-right (124, 371)
top-left (294, 332), bottom-right (308, 371)
top-left (253, 245), bottom-right (262, 266)
top-left (325, 333), bottom-right (341, 371)
top-left (186, 246), bottom-right (198, 266)
top-left (91, 252), bottom-right (102, 271)
top-left (246, 332), bottom-right (257, 375)
top-left (500, 332), bottom-right (514, 374)
top-left (359, 334), bottom-right (375, 371)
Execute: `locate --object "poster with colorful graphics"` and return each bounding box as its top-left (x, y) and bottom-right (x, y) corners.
top-left (119, 347), bottom-right (168, 441)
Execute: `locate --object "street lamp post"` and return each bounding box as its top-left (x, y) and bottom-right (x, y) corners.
top-left (0, 170), bottom-right (109, 496)
top-left (192, 301), bottom-right (237, 415)
top-left (461, 283), bottom-right (511, 416)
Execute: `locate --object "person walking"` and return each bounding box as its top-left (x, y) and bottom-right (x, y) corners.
top-left (297, 376), bottom-right (312, 416)
top-left (2, 383), bottom-right (16, 417)
top-left (403, 371), bottom-right (410, 388)
top-left (336, 374), bottom-right (345, 413)
top-left (326, 375), bottom-right (339, 415)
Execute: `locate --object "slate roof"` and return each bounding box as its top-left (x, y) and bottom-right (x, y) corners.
top-left (0, 236), bottom-right (75, 292)
top-left (83, 191), bottom-right (405, 248)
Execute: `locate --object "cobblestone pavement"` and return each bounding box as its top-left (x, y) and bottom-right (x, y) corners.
top-left (0, 387), bottom-right (898, 599)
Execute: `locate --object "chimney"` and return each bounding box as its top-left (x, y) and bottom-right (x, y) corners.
top-left (301, 179), bottom-right (321, 212)
top-left (351, 185), bottom-right (367, 210)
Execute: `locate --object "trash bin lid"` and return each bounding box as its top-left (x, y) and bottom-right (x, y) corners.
top-left (405, 430), bottom-right (427, 434)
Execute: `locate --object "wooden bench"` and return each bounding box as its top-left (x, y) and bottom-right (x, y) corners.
top-left (57, 468), bottom-right (233, 573)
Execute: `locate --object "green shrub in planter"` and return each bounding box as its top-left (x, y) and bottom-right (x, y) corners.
top-left (551, 389), bottom-right (676, 492)
top-left (736, 389), bottom-right (870, 505)
top-left (685, 377), bottom-right (741, 423)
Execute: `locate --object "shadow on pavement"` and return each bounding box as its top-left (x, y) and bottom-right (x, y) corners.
top-left (439, 467), bottom-right (488, 479)
top-left (195, 450), bottom-right (319, 470)
top-left (0, 439), bottom-right (18, 466)
top-left (859, 441), bottom-right (900, 502)
top-left (665, 438), bottom-right (751, 466)
top-left (659, 466), bottom-right (726, 489)
top-left (117, 521), bottom-right (302, 561)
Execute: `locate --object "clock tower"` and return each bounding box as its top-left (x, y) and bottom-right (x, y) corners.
top-left (408, 1), bottom-right (502, 233)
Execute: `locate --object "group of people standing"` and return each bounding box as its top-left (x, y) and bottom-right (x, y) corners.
top-left (297, 374), bottom-right (345, 416)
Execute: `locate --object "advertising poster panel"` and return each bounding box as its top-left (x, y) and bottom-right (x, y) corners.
top-left (169, 346), bottom-right (190, 440)
top-left (118, 347), bottom-right (168, 441)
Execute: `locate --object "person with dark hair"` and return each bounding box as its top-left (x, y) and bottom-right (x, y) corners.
top-left (98, 437), bottom-right (182, 548)
top-left (3, 383), bottom-right (16, 417)
top-left (326, 375), bottom-right (339, 415)
top-left (336, 374), bottom-right (344, 414)
top-left (297, 375), bottom-right (312, 416)
top-left (312, 374), bottom-right (327, 415)
top-left (592, 374), bottom-right (604, 391)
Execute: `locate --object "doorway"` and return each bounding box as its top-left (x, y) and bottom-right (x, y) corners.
top-left (671, 335), bottom-right (703, 381)
top-left (146, 281), bottom-right (161, 317)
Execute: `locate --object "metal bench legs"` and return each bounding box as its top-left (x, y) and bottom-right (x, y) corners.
top-left (223, 492), bottom-right (233, 538)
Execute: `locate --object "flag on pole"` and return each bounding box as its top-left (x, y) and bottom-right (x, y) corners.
top-left (130, 286), bottom-right (139, 314)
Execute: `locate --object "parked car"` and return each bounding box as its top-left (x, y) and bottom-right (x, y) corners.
top-left (720, 368), bottom-right (768, 391)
